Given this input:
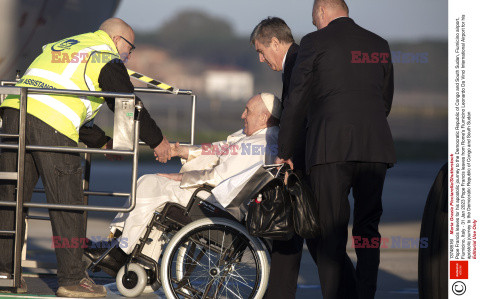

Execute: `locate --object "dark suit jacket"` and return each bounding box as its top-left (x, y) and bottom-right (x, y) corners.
top-left (278, 17), bottom-right (396, 170)
top-left (281, 43), bottom-right (306, 175)
top-left (282, 43), bottom-right (299, 100)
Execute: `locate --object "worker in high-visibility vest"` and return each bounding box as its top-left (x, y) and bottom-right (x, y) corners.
top-left (0, 18), bottom-right (171, 297)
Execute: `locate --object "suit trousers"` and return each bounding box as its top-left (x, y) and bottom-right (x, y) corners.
top-left (308, 162), bottom-right (387, 299)
top-left (0, 108), bottom-right (87, 286)
top-left (264, 175), bottom-right (358, 299)
top-left (264, 234), bottom-right (305, 299)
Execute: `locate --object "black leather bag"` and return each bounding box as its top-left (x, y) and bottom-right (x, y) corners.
top-left (246, 176), bottom-right (294, 241)
top-left (286, 171), bottom-right (321, 239)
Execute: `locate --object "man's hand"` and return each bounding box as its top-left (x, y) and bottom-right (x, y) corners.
top-left (275, 157), bottom-right (293, 184)
top-left (275, 157), bottom-right (294, 170)
top-left (103, 139), bottom-right (124, 161)
top-left (154, 137), bottom-right (171, 163)
top-left (170, 142), bottom-right (181, 157)
top-left (156, 173), bottom-right (183, 182)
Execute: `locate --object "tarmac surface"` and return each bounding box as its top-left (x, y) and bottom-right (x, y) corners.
top-left (0, 221), bottom-right (422, 298)
top-left (0, 161), bottom-right (443, 298)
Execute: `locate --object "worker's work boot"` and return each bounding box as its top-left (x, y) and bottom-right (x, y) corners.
top-left (56, 277), bottom-right (107, 297)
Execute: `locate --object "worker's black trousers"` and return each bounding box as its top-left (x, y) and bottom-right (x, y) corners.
top-left (308, 162), bottom-right (388, 299)
top-left (0, 108), bottom-right (86, 286)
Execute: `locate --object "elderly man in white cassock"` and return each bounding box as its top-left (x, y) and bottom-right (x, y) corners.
top-left (84, 93), bottom-right (282, 274)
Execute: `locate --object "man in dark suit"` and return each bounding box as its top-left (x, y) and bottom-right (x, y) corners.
top-left (251, 17), bottom-right (357, 299)
top-left (276, 1), bottom-right (396, 298)
top-left (250, 18), bottom-right (305, 186)
top-left (250, 17), bottom-right (306, 299)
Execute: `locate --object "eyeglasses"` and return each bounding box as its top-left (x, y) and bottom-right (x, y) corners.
top-left (120, 36), bottom-right (136, 54)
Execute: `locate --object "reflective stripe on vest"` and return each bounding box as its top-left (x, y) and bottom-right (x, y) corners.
top-left (28, 94), bottom-right (82, 129)
top-left (62, 45), bottom-right (113, 79)
top-left (25, 67), bottom-right (95, 121)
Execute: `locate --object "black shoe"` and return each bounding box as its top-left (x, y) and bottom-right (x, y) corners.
top-left (83, 239), bottom-right (128, 277)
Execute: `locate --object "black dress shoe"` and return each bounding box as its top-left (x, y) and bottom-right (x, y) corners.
top-left (84, 239), bottom-right (128, 277)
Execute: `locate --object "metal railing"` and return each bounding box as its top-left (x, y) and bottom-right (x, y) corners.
top-left (0, 87), bottom-right (140, 212)
top-left (134, 87), bottom-right (196, 146)
top-left (0, 84), bottom-right (197, 290)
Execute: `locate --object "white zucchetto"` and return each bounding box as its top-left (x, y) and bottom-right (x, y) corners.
top-left (260, 93), bottom-right (282, 119)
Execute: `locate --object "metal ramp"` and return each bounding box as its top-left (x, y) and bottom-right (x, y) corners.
top-left (0, 82), bottom-right (197, 294)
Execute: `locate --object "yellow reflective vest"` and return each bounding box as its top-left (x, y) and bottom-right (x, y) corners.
top-left (1, 30), bottom-right (120, 142)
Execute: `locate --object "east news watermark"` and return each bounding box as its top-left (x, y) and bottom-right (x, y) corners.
top-left (351, 236), bottom-right (429, 249)
top-left (351, 51), bottom-right (429, 64)
top-left (51, 236), bottom-right (128, 249)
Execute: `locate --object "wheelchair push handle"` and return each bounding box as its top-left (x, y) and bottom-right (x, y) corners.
top-left (263, 163), bottom-right (291, 179)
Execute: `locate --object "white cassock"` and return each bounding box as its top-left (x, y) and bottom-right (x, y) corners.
top-left (110, 126), bottom-right (279, 254)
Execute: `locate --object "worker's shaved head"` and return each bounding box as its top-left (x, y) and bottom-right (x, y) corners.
top-left (100, 18), bottom-right (135, 62)
top-left (99, 18), bottom-right (134, 39)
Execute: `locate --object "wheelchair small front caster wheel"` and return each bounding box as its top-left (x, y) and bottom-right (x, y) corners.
top-left (116, 263), bottom-right (147, 297)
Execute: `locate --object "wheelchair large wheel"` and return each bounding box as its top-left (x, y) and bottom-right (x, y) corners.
top-left (160, 217), bottom-right (270, 299)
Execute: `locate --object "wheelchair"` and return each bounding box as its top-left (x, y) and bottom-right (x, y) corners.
top-left (89, 185), bottom-right (270, 298)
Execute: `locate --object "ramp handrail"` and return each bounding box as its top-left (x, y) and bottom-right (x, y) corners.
top-left (0, 83), bottom-right (198, 288)
top-left (0, 81), bottom-right (196, 288)
top-left (0, 86), bottom-right (139, 290)
top-left (0, 86), bottom-right (140, 213)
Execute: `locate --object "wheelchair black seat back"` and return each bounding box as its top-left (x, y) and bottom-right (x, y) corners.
top-left (160, 185), bottom-right (238, 227)
top-left (153, 185), bottom-right (239, 238)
